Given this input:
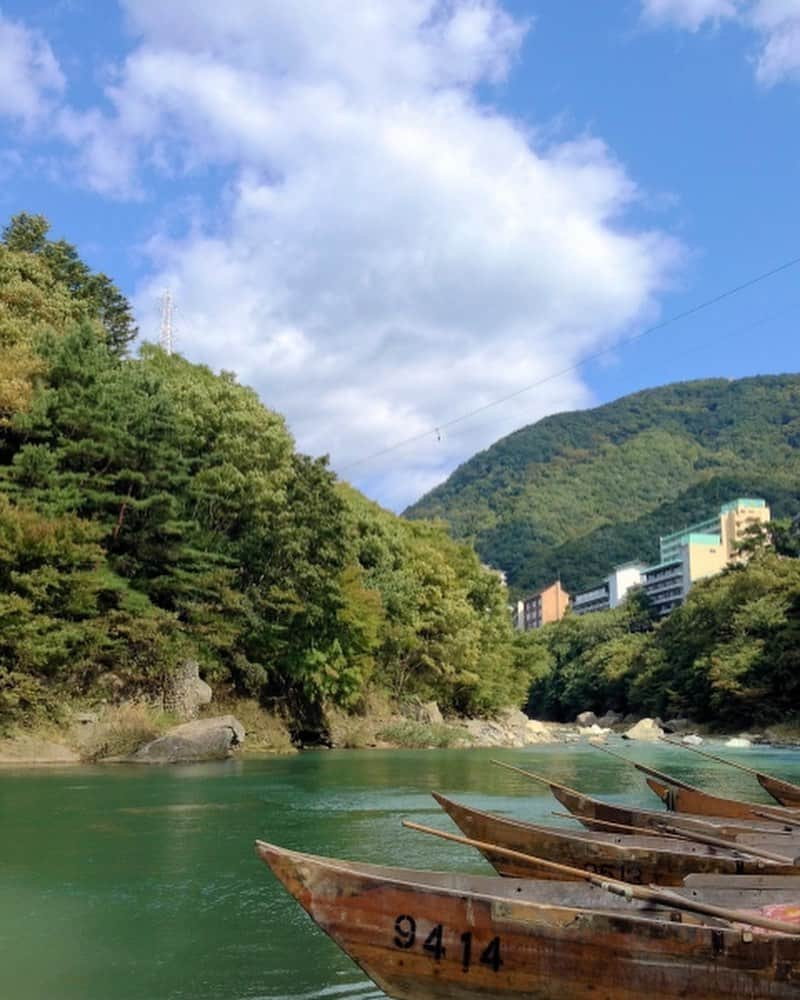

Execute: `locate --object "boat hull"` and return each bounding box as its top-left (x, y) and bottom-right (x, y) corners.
top-left (647, 778), bottom-right (800, 821)
top-left (759, 774), bottom-right (800, 809)
top-left (257, 841), bottom-right (800, 1000)
top-left (432, 793), bottom-right (797, 885)
top-left (551, 783), bottom-right (800, 846)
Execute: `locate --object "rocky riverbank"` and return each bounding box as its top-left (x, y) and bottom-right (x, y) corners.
top-left (2, 697), bottom-right (797, 766)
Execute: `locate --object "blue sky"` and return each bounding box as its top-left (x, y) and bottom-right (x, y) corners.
top-left (1, 1), bottom-right (798, 509)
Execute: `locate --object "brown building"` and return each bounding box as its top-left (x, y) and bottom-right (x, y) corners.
top-left (514, 580), bottom-right (571, 631)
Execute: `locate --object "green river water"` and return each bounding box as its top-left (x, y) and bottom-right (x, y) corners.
top-left (3, 741), bottom-right (800, 1000)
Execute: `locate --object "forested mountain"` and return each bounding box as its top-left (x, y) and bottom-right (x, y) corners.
top-left (406, 378), bottom-right (800, 595)
top-left (0, 213), bottom-right (523, 734)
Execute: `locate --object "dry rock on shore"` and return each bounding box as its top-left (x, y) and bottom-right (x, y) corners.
top-left (463, 709), bottom-right (559, 748)
top-left (112, 715), bottom-right (246, 764)
top-left (622, 717), bottom-right (664, 742)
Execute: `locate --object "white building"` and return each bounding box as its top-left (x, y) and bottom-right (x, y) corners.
top-left (572, 561), bottom-right (646, 616)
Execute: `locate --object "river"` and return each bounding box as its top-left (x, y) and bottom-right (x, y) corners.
top-left (2, 741), bottom-right (800, 1000)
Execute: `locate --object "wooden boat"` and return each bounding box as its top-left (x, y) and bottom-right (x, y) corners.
top-left (257, 840), bottom-right (800, 999)
top-left (432, 793), bottom-right (800, 885)
top-left (549, 777), bottom-right (800, 846)
top-left (595, 745), bottom-right (800, 822)
top-left (492, 759), bottom-right (799, 842)
top-left (760, 774), bottom-right (800, 809)
top-left (663, 738), bottom-right (800, 808)
top-left (647, 776), bottom-right (800, 822)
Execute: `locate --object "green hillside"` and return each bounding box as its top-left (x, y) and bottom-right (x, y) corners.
top-left (0, 213), bottom-right (523, 735)
top-left (405, 377), bottom-right (800, 595)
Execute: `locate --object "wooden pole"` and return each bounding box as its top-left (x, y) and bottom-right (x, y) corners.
top-left (548, 810), bottom-right (797, 864)
top-left (549, 811), bottom-right (686, 840)
top-left (592, 743), bottom-right (698, 791)
top-left (660, 736), bottom-right (795, 785)
top-left (490, 758), bottom-right (584, 797)
top-left (753, 806), bottom-right (800, 833)
top-left (402, 820), bottom-right (800, 935)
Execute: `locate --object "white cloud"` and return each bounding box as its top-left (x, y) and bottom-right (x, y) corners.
top-left (641, 0), bottom-right (800, 85)
top-left (751, 0), bottom-right (800, 83)
top-left (641, 0), bottom-right (744, 31)
top-left (0, 12), bottom-right (64, 127)
top-left (42, 1), bottom-right (680, 509)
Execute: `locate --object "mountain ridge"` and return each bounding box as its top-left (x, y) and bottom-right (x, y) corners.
top-left (404, 375), bottom-right (800, 595)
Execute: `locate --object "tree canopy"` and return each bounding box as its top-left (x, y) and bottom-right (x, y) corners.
top-left (0, 214), bottom-right (521, 734)
top-left (521, 552), bottom-right (800, 730)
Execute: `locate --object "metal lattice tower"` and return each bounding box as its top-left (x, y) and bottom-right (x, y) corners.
top-left (159, 289), bottom-right (175, 355)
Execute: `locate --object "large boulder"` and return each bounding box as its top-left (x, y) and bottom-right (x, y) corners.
top-left (576, 711), bottom-right (598, 727)
top-left (622, 717), bottom-right (664, 742)
top-left (725, 736), bottom-right (752, 749)
top-left (597, 711), bottom-right (623, 728)
top-left (121, 715), bottom-right (245, 764)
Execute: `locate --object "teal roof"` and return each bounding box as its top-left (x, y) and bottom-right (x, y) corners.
top-left (661, 519), bottom-right (717, 542)
top-left (681, 532), bottom-right (722, 546)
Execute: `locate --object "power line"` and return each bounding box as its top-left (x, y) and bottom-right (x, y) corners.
top-left (339, 253), bottom-right (800, 473)
top-left (416, 297), bottom-right (800, 451)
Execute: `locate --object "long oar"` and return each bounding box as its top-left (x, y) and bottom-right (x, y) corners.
top-left (550, 810), bottom-right (687, 840)
top-left (491, 758), bottom-right (785, 838)
top-left (660, 736), bottom-right (769, 777)
top-left (662, 737), bottom-right (800, 802)
top-left (755, 809), bottom-right (800, 830)
top-left (549, 811), bottom-right (798, 865)
top-left (402, 820), bottom-right (800, 935)
top-left (592, 743), bottom-right (698, 791)
top-left (490, 758), bottom-right (589, 798)
top-left (596, 744), bottom-right (800, 821)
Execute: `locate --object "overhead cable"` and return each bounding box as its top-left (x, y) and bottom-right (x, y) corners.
top-left (340, 253), bottom-right (800, 472)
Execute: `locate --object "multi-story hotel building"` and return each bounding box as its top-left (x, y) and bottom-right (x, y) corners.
top-left (513, 580), bottom-right (571, 631)
top-left (572, 561), bottom-right (647, 616)
top-left (515, 498), bottom-right (771, 627)
top-left (641, 498), bottom-right (770, 617)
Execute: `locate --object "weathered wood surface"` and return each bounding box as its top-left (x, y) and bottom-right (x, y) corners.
top-left (683, 874), bottom-right (800, 891)
top-left (647, 778), bottom-right (800, 821)
top-left (257, 841), bottom-right (800, 1000)
top-left (551, 782), bottom-right (800, 847)
top-left (432, 793), bottom-right (800, 885)
top-left (759, 773), bottom-right (800, 809)
top-left (595, 745), bottom-right (800, 822)
top-left (491, 759), bottom-right (796, 842)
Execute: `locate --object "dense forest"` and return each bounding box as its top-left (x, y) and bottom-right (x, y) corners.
top-left (519, 542), bottom-right (800, 730)
top-left (3, 212), bottom-right (799, 742)
top-left (0, 213), bottom-right (524, 735)
top-left (406, 377), bottom-right (800, 595)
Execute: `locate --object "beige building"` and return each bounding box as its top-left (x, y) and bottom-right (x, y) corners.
top-left (514, 580), bottom-right (571, 631)
top-left (720, 497), bottom-right (771, 559)
top-left (643, 498), bottom-right (770, 617)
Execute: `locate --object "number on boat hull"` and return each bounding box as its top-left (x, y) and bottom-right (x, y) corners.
top-left (393, 916), bottom-right (502, 972)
